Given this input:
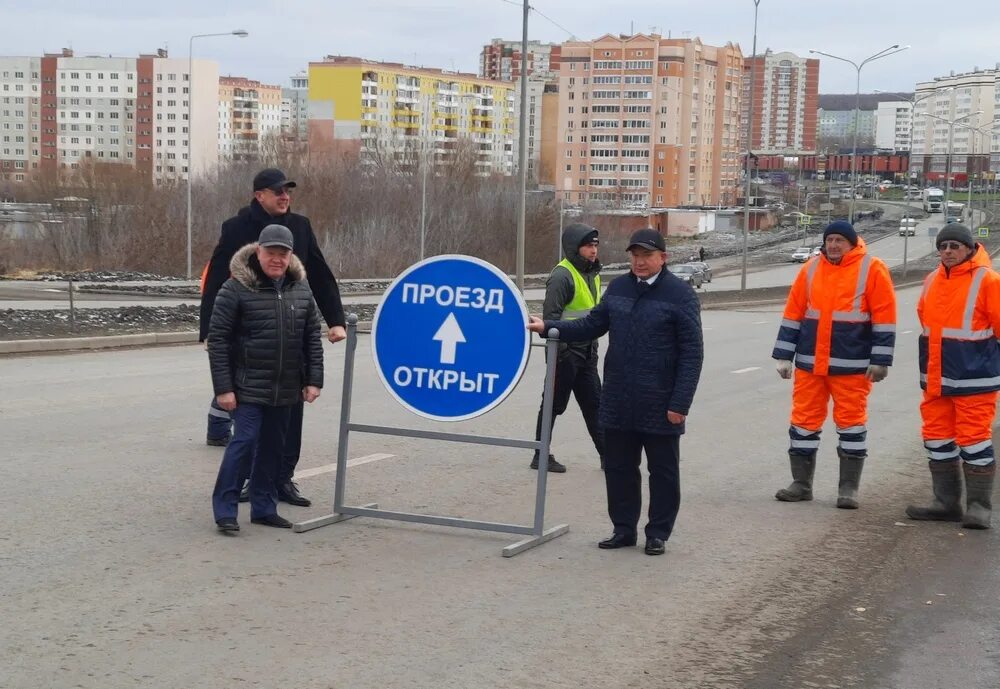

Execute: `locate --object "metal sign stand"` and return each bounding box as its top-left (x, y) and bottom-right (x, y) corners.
top-left (294, 315), bottom-right (569, 557)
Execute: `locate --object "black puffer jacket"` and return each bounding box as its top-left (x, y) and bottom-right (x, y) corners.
top-left (543, 266), bottom-right (703, 435)
top-left (208, 244), bottom-right (324, 407)
top-left (199, 199), bottom-right (345, 341)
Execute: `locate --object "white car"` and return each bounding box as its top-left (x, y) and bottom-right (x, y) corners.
top-left (791, 247), bottom-right (812, 262)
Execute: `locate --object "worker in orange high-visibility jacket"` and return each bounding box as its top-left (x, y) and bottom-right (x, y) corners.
top-left (772, 220), bottom-right (896, 509)
top-left (906, 224), bottom-right (1000, 530)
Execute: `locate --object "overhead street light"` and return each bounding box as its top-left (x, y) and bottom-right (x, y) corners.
top-left (186, 29), bottom-right (248, 280)
top-left (808, 44), bottom-right (909, 224)
top-left (917, 109), bottom-right (982, 224)
top-left (740, 0), bottom-right (761, 292)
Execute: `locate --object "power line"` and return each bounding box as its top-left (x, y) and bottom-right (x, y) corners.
top-left (497, 0), bottom-right (576, 39)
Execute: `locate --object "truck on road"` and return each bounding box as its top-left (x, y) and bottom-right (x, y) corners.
top-left (922, 187), bottom-right (944, 213)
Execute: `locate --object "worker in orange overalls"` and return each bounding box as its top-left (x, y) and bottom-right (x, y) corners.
top-left (907, 224), bottom-right (1000, 529)
top-left (771, 220), bottom-right (897, 509)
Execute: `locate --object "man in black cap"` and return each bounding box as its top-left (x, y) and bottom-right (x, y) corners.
top-left (529, 223), bottom-right (604, 474)
top-left (200, 168), bottom-right (346, 508)
top-left (528, 228), bottom-right (704, 555)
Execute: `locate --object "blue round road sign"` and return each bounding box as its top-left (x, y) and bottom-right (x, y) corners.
top-left (372, 255), bottom-right (530, 421)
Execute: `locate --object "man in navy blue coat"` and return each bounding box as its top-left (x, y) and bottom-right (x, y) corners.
top-left (528, 228), bottom-right (704, 555)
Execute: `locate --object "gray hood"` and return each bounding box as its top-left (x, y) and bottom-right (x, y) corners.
top-left (561, 223), bottom-right (601, 274)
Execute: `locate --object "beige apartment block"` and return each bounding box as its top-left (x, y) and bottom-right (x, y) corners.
top-left (218, 76), bottom-right (283, 161)
top-left (555, 34), bottom-right (743, 209)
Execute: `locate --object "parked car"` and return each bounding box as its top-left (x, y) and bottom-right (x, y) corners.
top-left (687, 261), bottom-right (712, 283)
top-left (791, 247), bottom-right (813, 262)
top-left (812, 246), bottom-right (822, 256)
top-left (667, 263), bottom-right (704, 289)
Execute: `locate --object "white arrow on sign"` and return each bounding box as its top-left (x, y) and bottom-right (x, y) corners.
top-left (433, 312), bottom-right (466, 364)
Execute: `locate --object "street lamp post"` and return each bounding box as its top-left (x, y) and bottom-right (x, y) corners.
top-left (918, 110), bottom-right (982, 226)
top-left (740, 0), bottom-right (761, 292)
top-left (186, 30), bottom-right (248, 280)
top-left (808, 45), bottom-right (909, 224)
top-left (514, 0), bottom-right (530, 293)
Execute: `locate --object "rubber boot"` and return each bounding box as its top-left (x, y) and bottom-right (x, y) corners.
top-left (836, 448), bottom-right (865, 509)
top-left (962, 463), bottom-right (995, 530)
top-left (905, 460), bottom-right (963, 522)
top-left (775, 452), bottom-right (815, 502)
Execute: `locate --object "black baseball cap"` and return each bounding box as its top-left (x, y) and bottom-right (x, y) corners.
top-left (253, 168), bottom-right (297, 192)
top-left (626, 228), bottom-right (666, 252)
top-left (258, 224), bottom-right (294, 250)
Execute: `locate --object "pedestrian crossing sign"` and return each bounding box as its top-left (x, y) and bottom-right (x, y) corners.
top-left (979, 226), bottom-right (989, 237)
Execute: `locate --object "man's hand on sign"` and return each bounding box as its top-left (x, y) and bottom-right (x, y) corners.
top-left (527, 316), bottom-right (545, 334)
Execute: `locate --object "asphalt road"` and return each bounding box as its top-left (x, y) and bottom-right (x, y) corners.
top-left (4, 277), bottom-right (999, 688)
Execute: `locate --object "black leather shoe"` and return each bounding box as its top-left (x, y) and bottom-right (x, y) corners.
top-left (251, 513), bottom-right (292, 528)
top-left (216, 517), bottom-right (239, 532)
top-left (238, 480), bottom-right (249, 503)
top-left (277, 481), bottom-right (311, 507)
top-left (644, 537), bottom-right (666, 556)
top-left (598, 533), bottom-right (637, 549)
top-left (530, 455), bottom-right (567, 473)
top-left (206, 436), bottom-right (230, 447)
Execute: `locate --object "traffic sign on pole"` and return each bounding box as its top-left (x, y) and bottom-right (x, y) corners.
top-left (372, 255), bottom-right (530, 421)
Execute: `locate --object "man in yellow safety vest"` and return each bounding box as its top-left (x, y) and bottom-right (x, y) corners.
top-left (531, 223), bottom-right (605, 473)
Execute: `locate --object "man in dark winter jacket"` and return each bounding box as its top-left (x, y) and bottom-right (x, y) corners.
top-left (528, 228), bottom-right (703, 556)
top-left (208, 225), bottom-right (324, 532)
top-left (530, 223), bottom-right (604, 474)
top-left (200, 168), bottom-right (345, 508)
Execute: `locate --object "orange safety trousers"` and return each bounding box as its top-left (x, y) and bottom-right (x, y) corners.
top-left (920, 391), bottom-right (998, 448)
top-left (791, 369), bottom-right (872, 430)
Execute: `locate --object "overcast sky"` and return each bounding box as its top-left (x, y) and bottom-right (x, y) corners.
top-left (2, 0), bottom-right (998, 95)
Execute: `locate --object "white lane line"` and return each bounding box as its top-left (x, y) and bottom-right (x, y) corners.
top-left (295, 452), bottom-right (396, 479)
top-left (732, 366), bottom-right (761, 374)
top-left (901, 330), bottom-right (913, 335)
top-left (752, 320), bottom-right (768, 325)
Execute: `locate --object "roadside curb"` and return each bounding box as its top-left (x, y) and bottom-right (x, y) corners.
top-left (0, 330), bottom-right (199, 354)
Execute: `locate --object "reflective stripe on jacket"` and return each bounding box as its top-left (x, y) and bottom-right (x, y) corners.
top-left (918, 244), bottom-right (1000, 397)
top-left (557, 258), bottom-right (601, 318)
top-left (772, 237), bottom-right (896, 376)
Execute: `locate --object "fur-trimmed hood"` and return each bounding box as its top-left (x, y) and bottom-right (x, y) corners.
top-left (229, 243), bottom-right (306, 290)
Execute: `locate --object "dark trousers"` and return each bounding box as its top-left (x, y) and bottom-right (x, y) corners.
top-left (212, 403), bottom-right (290, 522)
top-left (207, 397), bottom-right (232, 441)
top-left (279, 400), bottom-right (304, 484)
top-left (603, 429), bottom-right (681, 541)
top-left (206, 397), bottom-right (304, 483)
top-left (534, 353), bottom-right (604, 461)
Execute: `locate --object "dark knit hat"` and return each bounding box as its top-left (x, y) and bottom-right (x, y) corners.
top-left (823, 220), bottom-right (858, 246)
top-left (936, 223), bottom-right (975, 250)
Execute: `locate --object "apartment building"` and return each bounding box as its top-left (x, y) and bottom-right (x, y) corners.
top-left (911, 67), bottom-right (1000, 183)
top-left (308, 56), bottom-right (515, 176)
top-left (0, 48), bottom-right (218, 184)
top-left (281, 71), bottom-right (309, 142)
top-left (480, 39), bottom-right (561, 81)
top-left (874, 100), bottom-right (913, 151)
top-left (218, 76), bottom-right (282, 160)
top-left (741, 50), bottom-right (818, 155)
top-left (817, 108), bottom-right (876, 143)
top-left (555, 34), bottom-right (744, 208)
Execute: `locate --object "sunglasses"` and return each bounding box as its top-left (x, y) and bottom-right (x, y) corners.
top-left (937, 241), bottom-right (966, 251)
top-left (267, 187), bottom-right (292, 197)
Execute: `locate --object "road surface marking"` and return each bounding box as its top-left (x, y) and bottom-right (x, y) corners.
top-left (752, 320), bottom-right (768, 325)
top-left (901, 330), bottom-right (913, 335)
top-left (295, 453), bottom-right (395, 479)
top-left (732, 366), bottom-right (761, 374)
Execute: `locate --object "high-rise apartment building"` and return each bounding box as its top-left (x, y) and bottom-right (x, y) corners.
top-left (0, 48), bottom-right (218, 184)
top-left (555, 34), bottom-right (744, 208)
top-left (217, 76), bottom-right (282, 160)
top-left (817, 108), bottom-right (876, 144)
top-left (281, 71), bottom-right (308, 142)
top-left (911, 67), bottom-right (1000, 183)
top-left (480, 39), bottom-right (561, 82)
top-left (308, 56), bottom-right (515, 176)
top-left (741, 51), bottom-right (818, 155)
top-left (874, 100), bottom-right (913, 151)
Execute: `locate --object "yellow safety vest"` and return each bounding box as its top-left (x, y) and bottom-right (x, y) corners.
top-left (557, 258), bottom-right (601, 319)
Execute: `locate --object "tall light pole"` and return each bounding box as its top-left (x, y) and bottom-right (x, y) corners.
top-left (809, 44), bottom-right (909, 224)
top-left (740, 0), bottom-right (761, 292)
top-left (918, 110), bottom-right (981, 224)
top-left (513, 0), bottom-right (530, 292)
top-left (186, 30), bottom-right (248, 280)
